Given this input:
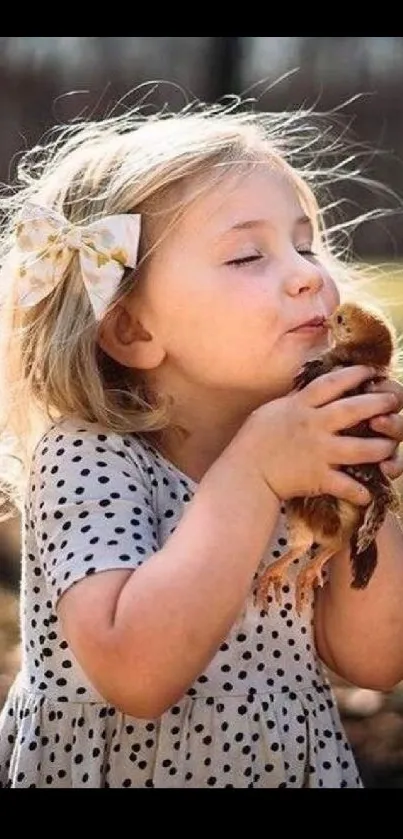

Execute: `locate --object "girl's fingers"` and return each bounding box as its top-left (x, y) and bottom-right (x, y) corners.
top-left (302, 365), bottom-right (376, 407)
top-left (324, 392), bottom-right (398, 433)
top-left (329, 435), bottom-right (396, 465)
top-left (370, 412), bottom-right (403, 442)
top-left (367, 377), bottom-right (403, 411)
top-left (380, 454), bottom-right (403, 481)
top-left (325, 470), bottom-right (371, 507)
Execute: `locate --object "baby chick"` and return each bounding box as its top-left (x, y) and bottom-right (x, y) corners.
top-left (256, 301), bottom-right (401, 616)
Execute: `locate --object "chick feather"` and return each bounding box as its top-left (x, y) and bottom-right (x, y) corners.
top-left (256, 301), bottom-right (402, 615)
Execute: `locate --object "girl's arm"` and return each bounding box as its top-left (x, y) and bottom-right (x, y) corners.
top-left (314, 514), bottom-right (403, 690)
top-left (315, 376), bottom-right (403, 690)
top-left (58, 441), bottom-right (279, 718)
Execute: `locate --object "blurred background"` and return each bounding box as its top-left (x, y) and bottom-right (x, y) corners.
top-left (1, 36), bottom-right (403, 787)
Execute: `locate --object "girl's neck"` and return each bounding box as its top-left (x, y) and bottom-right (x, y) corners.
top-left (152, 399), bottom-right (255, 483)
top-left (143, 373), bottom-right (269, 483)
top-left (154, 419), bottom-right (243, 483)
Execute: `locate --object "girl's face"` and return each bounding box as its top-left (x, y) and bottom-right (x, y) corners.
top-left (133, 166), bottom-right (339, 409)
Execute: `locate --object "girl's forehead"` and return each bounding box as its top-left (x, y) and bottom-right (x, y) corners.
top-left (179, 165), bottom-right (308, 235)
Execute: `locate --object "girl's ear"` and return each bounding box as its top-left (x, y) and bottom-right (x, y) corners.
top-left (97, 303), bottom-right (166, 370)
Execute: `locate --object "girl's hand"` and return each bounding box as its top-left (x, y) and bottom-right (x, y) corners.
top-left (368, 377), bottom-right (403, 481)
top-left (239, 365), bottom-right (397, 506)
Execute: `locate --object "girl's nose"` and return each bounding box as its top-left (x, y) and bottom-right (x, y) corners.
top-left (285, 254), bottom-right (324, 297)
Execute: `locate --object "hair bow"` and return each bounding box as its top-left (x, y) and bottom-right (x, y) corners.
top-left (12, 202), bottom-right (141, 321)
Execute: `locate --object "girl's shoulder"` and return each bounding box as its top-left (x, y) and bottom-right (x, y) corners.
top-left (31, 415), bottom-right (157, 479)
top-left (31, 415), bottom-right (195, 492)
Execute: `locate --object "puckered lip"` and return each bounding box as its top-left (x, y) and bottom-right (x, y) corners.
top-left (288, 315), bottom-right (327, 331)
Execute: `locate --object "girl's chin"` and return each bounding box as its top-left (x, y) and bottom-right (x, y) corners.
top-left (286, 327), bottom-right (329, 347)
top-left (258, 375), bottom-right (300, 403)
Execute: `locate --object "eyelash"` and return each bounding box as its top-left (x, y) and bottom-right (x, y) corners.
top-left (227, 255), bottom-right (261, 267)
top-left (298, 248), bottom-right (317, 258)
top-left (227, 248), bottom-right (317, 267)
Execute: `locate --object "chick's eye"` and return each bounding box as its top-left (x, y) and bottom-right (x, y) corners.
top-left (336, 314), bottom-right (343, 324)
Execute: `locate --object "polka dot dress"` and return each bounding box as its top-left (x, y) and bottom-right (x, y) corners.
top-left (0, 417), bottom-right (362, 788)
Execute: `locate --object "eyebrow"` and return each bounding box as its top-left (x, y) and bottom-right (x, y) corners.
top-left (226, 215), bottom-right (313, 233)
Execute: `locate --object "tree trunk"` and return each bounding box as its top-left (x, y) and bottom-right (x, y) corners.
top-left (207, 37), bottom-right (243, 101)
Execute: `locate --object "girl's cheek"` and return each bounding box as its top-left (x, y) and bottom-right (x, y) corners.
top-left (325, 274), bottom-right (340, 307)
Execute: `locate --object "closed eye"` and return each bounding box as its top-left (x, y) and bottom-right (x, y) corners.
top-left (297, 248), bottom-right (317, 258)
top-left (226, 254), bottom-right (262, 267)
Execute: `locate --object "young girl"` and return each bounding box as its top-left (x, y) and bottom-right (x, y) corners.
top-left (0, 96), bottom-right (403, 789)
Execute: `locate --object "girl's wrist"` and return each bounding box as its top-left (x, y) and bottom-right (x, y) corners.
top-left (218, 426), bottom-right (282, 510)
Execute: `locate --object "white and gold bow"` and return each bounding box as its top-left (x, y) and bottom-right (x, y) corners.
top-left (11, 202), bottom-right (141, 321)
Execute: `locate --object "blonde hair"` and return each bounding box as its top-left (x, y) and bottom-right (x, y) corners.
top-left (0, 91), bottom-right (399, 515)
